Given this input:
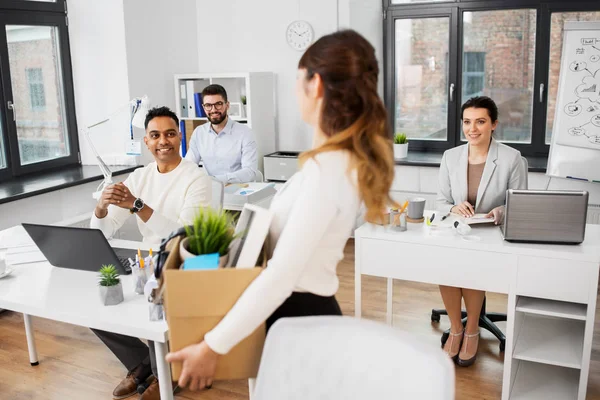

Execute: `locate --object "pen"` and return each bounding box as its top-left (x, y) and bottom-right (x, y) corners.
top-left (441, 212), bottom-right (451, 221)
top-left (399, 200), bottom-right (409, 214)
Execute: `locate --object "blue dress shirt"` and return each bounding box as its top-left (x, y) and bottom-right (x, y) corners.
top-left (184, 117), bottom-right (258, 183)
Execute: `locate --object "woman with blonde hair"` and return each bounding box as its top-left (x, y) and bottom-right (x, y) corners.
top-left (166, 29), bottom-right (397, 391)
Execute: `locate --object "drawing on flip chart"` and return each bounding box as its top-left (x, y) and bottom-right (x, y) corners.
top-left (557, 37), bottom-right (600, 149)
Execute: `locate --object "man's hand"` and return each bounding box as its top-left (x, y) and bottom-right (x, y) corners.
top-left (485, 206), bottom-right (504, 225)
top-left (94, 183), bottom-right (136, 218)
top-left (166, 341), bottom-right (219, 391)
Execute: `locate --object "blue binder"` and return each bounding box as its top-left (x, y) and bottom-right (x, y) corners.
top-left (180, 120), bottom-right (187, 157)
top-left (194, 93), bottom-right (206, 117)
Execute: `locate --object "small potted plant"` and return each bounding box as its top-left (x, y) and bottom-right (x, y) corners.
top-left (180, 208), bottom-right (237, 268)
top-left (393, 133), bottom-right (408, 159)
top-left (98, 264), bottom-right (124, 306)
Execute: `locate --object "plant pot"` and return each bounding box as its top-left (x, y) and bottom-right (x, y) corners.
top-left (99, 282), bottom-right (124, 306)
top-left (393, 143), bottom-right (408, 159)
top-left (180, 237), bottom-right (230, 268)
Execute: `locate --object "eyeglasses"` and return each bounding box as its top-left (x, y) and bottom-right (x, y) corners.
top-left (202, 101), bottom-right (225, 111)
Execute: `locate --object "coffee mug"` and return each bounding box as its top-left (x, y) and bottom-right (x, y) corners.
top-left (407, 197), bottom-right (426, 219)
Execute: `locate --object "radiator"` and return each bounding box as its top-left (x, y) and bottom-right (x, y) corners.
top-left (588, 204), bottom-right (600, 225)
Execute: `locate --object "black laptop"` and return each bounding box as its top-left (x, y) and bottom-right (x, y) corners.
top-left (22, 223), bottom-right (135, 274)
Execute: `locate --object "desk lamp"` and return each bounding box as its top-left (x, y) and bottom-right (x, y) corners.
top-left (84, 96), bottom-right (150, 199)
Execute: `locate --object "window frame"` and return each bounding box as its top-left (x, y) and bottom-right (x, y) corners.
top-left (383, 0), bottom-right (600, 157)
top-left (0, 2), bottom-right (79, 180)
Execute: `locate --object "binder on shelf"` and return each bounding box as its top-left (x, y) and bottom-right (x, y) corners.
top-left (186, 81), bottom-right (196, 118)
top-left (194, 93), bottom-right (206, 117)
top-left (180, 83), bottom-right (188, 118)
top-left (180, 120), bottom-right (187, 157)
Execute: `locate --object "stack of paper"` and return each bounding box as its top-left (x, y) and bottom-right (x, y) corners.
top-left (0, 225), bottom-right (46, 265)
top-left (463, 213), bottom-right (495, 225)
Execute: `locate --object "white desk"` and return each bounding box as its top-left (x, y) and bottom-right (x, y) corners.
top-left (0, 228), bottom-right (175, 400)
top-left (355, 217), bottom-right (600, 400)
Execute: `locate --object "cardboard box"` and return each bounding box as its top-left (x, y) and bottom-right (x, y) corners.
top-left (161, 236), bottom-right (266, 380)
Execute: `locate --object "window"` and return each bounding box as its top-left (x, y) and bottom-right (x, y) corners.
top-left (0, 0), bottom-right (78, 179)
top-left (26, 68), bottom-right (46, 110)
top-left (395, 17), bottom-right (450, 141)
top-left (384, 0), bottom-right (600, 156)
top-left (462, 52), bottom-right (485, 99)
top-left (462, 9), bottom-right (537, 144)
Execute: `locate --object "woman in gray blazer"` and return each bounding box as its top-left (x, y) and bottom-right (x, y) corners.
top-left (437, 96), bottom-right (527, 367)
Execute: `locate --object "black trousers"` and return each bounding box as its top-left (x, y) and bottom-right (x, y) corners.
top-left (91, 329), bottom-right (157, 378)
top-left (266, 292), bottom-right (342, 331)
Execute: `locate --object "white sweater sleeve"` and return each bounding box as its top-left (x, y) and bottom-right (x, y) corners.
top-left (204, 159), bottom-right (338, 354)
top-left (144, 174), bottom-right (212, 235)
top-left (90, 176), bottom-right (135, 238)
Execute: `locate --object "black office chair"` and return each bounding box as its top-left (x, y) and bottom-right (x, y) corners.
top-left (431, 296), bottom-right (506, 351)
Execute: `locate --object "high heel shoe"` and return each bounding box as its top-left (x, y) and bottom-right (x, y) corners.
top-left (442, 330), bottom-right (463, 361)
top-left (457, 331), bottom-right (480, 367)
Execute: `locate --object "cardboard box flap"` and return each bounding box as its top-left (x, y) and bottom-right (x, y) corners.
top-left (163, 268), bottom-right (262, 317)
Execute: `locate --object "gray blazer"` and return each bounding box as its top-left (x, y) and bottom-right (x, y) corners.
top-left (436, 139), bottom-right (528, 214)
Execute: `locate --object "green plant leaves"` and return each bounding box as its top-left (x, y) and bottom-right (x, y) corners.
top-left (98, 264), bottom-right (120, 287)
top-left (394, 133), bottom-right (408, 144)
top-left (185, 208), bottom-right (237, 256)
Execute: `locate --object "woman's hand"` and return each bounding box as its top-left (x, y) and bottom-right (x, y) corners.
top-left (485, 206), bottom-right (504, 225)
top-left (451, 201), bottom-right (475, 218)
top-left (165, 341), bottom-right (219, 391)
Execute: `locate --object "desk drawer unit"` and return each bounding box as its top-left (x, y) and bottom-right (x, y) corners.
top-left (359, 239), bottom-right (514, 294)
top-left (516, 256), bottom-right (593, 304)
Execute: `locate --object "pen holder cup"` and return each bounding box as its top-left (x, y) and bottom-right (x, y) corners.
top-left (149, 301), bottom-right (164, 321)
top-left (132, 267), bottom-right (149, 295)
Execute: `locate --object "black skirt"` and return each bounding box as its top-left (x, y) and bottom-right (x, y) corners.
top-left (266, 292), bottom-right (342, 331)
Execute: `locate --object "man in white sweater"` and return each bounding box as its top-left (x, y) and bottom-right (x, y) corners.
top-left (91, 106), bottom-right (211, 244)
top-left (90, 106), bottom-right (211, 400)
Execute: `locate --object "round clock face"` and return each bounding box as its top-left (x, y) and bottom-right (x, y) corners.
top-left (286, 20), bottom-right (314, 51)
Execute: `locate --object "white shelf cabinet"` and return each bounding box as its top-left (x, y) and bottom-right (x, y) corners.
top-left (174, 72), bottom-right (276, 174)
top-left (512, 314), bottom-right (584, 369)
top-left (510, 360), bottom-right (579, 400)
top-left (506, 294), bottom-right (595, 400)
top-left (515, 297), bottom-right (587, 320)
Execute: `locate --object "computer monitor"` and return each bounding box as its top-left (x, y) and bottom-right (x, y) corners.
top-left (502, 189), bottom-right (588, 244)
top-left (22, 223), bottom-right (135, 274)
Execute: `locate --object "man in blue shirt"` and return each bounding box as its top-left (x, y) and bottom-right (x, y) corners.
top-left (185, 84), bottom-right (259, 183)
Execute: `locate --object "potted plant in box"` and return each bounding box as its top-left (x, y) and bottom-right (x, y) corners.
top-left (393, 133), bottom-right (408, 159)
top-left (98, 264), bottom-right (124, 306)
top-left (180, 208), bottom-right (237, 268)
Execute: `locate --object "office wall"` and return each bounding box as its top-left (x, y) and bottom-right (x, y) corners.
top-left (194, 0), bottom-right (339, 151)
top-left (122, 0), bottom-right (200, 165)
top-left (68, 0), bottom-right (132, 166)
top-left (348, 0), bottom-right (384, 96)
top-left (69, 0), bottom-right (199, 167)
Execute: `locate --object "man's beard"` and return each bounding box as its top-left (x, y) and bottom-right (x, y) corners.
top-left (208, 112), bottom-right (227, 125)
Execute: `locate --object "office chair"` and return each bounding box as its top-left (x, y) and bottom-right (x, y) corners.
top-left (252, 316), bottom-right (454, 400)
top-left (431, 157), bottom-right (529, 353)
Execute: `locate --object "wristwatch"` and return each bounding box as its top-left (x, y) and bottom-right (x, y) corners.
top-left (130, 198), bottom-right (145, 214)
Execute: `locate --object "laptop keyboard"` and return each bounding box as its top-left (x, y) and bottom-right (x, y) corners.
top-left (118, 257), bottom-right (132, 274)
